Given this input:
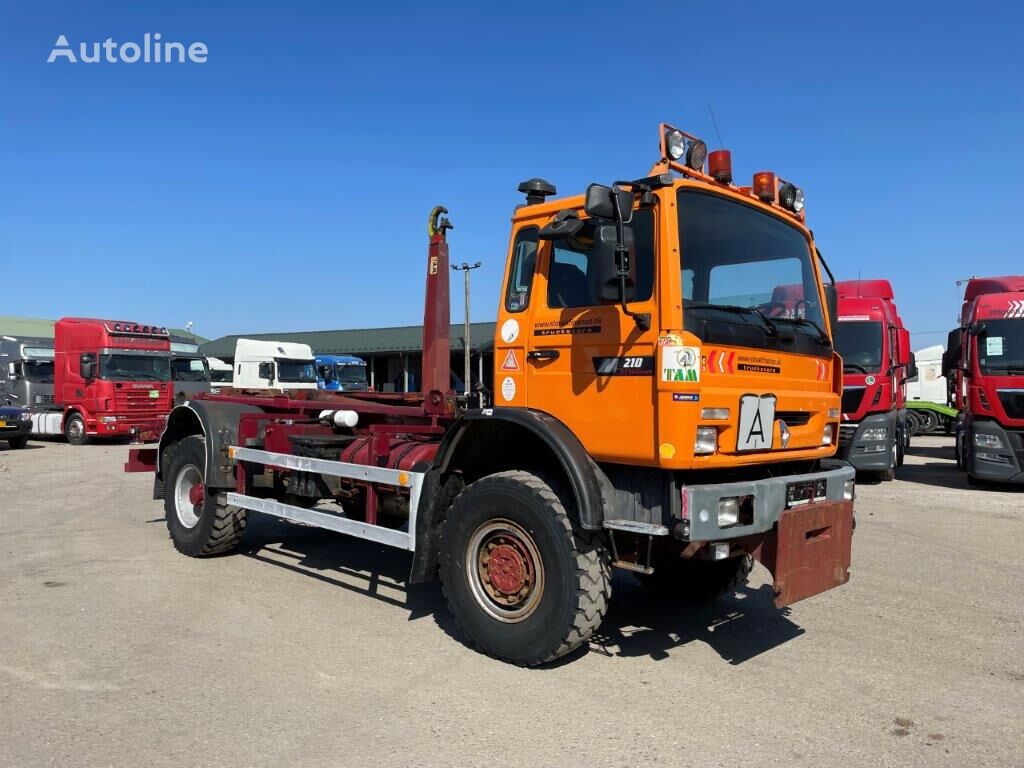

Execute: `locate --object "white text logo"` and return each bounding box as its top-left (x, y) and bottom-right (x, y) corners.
top-left (47, 34), bottom-right (208, 64)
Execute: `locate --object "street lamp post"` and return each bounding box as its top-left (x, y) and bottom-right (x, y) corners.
top-left (452, 261), bottom-right (481, 398)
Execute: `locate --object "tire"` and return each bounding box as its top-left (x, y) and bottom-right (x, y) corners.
top-left (64, 413), bottom-right (90, 446)
top-left (906, 411), bottom-right (921, 437)
top-left (880, 436), bottom-right (897, 481)
top-left (7, 435), bottom-right (28, 449)
top-left (920, 410), bottom-right (939, 434)
top-left (439, 470), bottom-right (611, 666)
top-left (163, 435), bottom-right (247, 557)
top-left (639, 550), bottom-right (753, 601)
top-left (896, 425), bottom-right (906, 467)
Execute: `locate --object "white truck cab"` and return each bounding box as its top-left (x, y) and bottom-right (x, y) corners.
top-left (232, 339), bottom-right (317, 391)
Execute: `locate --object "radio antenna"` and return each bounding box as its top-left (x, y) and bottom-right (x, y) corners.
top-left (707, 103), bottom-right (724, 149)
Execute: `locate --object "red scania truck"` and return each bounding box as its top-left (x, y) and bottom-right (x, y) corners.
top-left (948, 276), bottom-right (1024, 484)
top-left (833, 280), bottom-right (913, 480)
top-left (30, 318), bottom-right (174, 445)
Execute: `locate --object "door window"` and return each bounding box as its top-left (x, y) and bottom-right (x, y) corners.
top-left (505, 227), bottom-right (539, 313)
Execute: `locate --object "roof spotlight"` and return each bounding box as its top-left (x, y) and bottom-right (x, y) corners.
top-left (143, 326), bottom-right (150, 333)
top-left (666, 130), bottom-right (686, 161)
top-left (133, 324), bottom-right (140, 332)
top-left (114, 323), bottom-right (121, 331)
top-left (778, 181), bottom-right (805, 213)
top-left (685, 139), bottom-right (707, 171)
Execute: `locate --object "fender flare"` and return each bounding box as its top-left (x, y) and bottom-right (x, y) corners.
top-left (434, 407), bottom-right (613, 530)
top-left (158, 400), bottom-right (264, 489)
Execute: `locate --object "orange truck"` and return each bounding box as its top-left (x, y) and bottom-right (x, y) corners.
top-left (127, 123), bottom-right (855, 665)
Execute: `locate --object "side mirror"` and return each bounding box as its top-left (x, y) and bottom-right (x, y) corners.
top-left (591, 224), bottom-right (636, 302)
top-left (896, 328), bottom-right (911, 367)
top-left (907, 352), bottom-right (918, 381)
top-left (584, 184), bottom-right (633, 223)
top-left (968, 321), bottom-right (986, 337)
top-left (80, 354), bottom-right (95, 380)
top-left (7, 362), bottom-right (18, 379)
top-left (824, 283), bottom-right (838, 334)
top-left (258, 362), bottom-right (274, 382)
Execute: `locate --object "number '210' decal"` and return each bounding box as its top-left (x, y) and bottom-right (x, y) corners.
top-left (592, 356), bottom-right (655, 376)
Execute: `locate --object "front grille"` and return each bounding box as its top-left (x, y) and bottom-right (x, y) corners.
top-left (116, 387), bottom-right (167, 411)
top-left (839, 423), bottom-right (857, 447)
top-left (997, 390), bottom-right (1024, 420)
top-left (776, 411), bottom-right (812, 427)
top-left (841, 387), bottom-right (865, 415)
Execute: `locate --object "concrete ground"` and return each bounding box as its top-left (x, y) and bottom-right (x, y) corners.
top-left (0, 435), bottom-right (1021, 768)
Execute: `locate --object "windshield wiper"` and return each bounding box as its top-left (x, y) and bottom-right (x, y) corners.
top-left (775, 316), bottom-right (831, 346)
top-left (687, 303), bottom-right (782, 338)
top-left (126, 372), bottom-right (163, 381)
top-left (843, 363), bottom-right (868, 373)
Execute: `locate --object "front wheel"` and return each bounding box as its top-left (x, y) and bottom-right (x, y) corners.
top-left (439, 470), bottom-right (611, 666)
top-left (7, 435), bottom-right (28, 449)
top-left (163, 435), bottom-right (247, 556)
top-left (64, 413), bottom-right (89, 446)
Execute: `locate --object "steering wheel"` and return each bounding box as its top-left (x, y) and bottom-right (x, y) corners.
top-left (759, 301), bottom-right (788, 318)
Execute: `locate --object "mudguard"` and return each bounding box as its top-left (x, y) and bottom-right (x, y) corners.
top-left (158, 400), bottom-right (265, 489)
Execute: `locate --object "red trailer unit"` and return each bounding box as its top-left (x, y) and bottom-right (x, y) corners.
top-left (833, 280), bottom-right (913, 479)
top-left (50, 318), bottom-right (173, 445)
top-left (949, 276), bottom-right (1024, 483)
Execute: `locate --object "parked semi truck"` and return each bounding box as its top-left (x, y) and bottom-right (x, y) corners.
top-left (207, 357), bottom-right (232, 386)
top-left (29, 318), bottom-right (174, 445)
top-left (905, 344), bottom-right (957, 435)
top-left (170, 338), bottom-right (212, 404)
top-left (315, 354), bottom-right (369, 392)
top-left (127, 123), bottom-right (855, 665)
top-left (229, 339), bottom-right (318, 391)
top-left (948, 276), bottom-right (1024, 484)
top-left (0, 336), bottom-right (55, 407)
top-left (832, 280), bottom-right (913, 480)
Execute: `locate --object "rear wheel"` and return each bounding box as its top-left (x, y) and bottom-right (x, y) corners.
top-left (64, 413), bottom-right (89, 446)
top-left (164, 435), bottom-right (246, 556)
top-left (439, 470), bottom-right (611, 666)
top-left (7, 435), bottom-right (28, 449)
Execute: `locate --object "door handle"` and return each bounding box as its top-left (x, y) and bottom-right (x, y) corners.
top-left (528, 349), bottom-right (560, 362)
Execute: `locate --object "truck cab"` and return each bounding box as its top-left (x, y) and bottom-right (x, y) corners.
top-left (833, 280), bottom-right (912, 479)
top-left (207, 357), bottom-right (233, 391)
top-left (231, 338), bottom-right (317, 391)
top-left (0, 336), bottom-right (55, 408)
top-left (315, 354), bottom-right (369, 391)
top-left (951, 275), bottom-right (1024, 483)
top-left (50, 318), bottom-right (173, 445)
top-left (170, 338), bottom-right (212, 404)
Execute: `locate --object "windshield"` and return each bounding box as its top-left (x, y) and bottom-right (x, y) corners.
top-left (977, 319), bottom-right (1024, 374)
top-left (171, 357), bottom-right (210, 382)
top-left (677, 189), bottom-right (829, 358)
top-left (834, 322), bottom-right (883, 373)
top-left (277, 359), bottom-right (316, 384)
top-left (100, 353), bottom-right (171, 381)
top-left (23, 360), bottom-right (55, 382)
top-left (209, 368), bottom-right (233, 383)
top-left (337, 364), bottom-right (367, 388)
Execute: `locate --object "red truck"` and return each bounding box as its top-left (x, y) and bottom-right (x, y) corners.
top-left (833, 280), bottom-right (913, 480)
top-left (947, 276), bottom-right (1024, 484)
top-left (31, 318), bottom-right (174, 445)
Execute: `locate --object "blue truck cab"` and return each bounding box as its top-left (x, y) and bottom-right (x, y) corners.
top-left (315, 354), bottom-right (369, 392)
top-left (0, 405), bottom-right (32, 449)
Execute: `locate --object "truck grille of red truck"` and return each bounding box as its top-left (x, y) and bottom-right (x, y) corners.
top-left (997, 390), bottom-right (1024, 419)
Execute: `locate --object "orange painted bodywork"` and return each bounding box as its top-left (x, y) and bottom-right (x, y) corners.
top-left (493, 178), bottom-right (842, 471)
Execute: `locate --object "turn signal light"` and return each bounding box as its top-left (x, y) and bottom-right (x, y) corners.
top-left (753, 171), bottom-right (776, 202)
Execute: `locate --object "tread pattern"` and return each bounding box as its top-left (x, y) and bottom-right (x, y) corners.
top-left (440, 470), bottom-right (612, 666)
top-left (197, 495), bottom-right (248, 556)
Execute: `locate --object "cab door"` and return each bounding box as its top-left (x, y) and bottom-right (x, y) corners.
top-left (517, 209), bottom-right (659, 464)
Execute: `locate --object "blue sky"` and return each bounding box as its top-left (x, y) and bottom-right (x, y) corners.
top-left (1, 1), bottom-right (1021, 346)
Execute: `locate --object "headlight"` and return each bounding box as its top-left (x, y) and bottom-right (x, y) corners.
top-left (779, 182), bottom-right (805, 212)
top-left (694, 426), bottom-right (718, 455)
top-left (861, 427), bottom-right (888, 442)
top-left (718, 497), bottom-right (740, 527)
top-left (666, 130), bottom-right (685, 161)
top-left (975, 452), bottom-right (1010, 464)
top-left (822, 424), bottom-right (834, 445)
top-left (843, 479), bottom-right (855, 500)
top-left (973, 433), bottom-right (1003, 449)
top-left (99, 416), bottom-right (118, 424)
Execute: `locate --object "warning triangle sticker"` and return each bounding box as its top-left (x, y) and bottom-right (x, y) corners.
top-left (500, 349), bottom-right (519, 371)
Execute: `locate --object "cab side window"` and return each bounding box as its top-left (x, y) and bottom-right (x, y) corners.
top-left (505, 227), bottom-right (539, 313)
top-left (546, 209), bottom-right (655, 309)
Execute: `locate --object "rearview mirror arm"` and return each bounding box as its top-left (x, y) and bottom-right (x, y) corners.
top-left (612, 183), bottom-right (651, 331)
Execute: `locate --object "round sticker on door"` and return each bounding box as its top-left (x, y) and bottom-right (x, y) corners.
top-left (501, 376), bottom-right (516, 402)
top-left (500, 319), bottom-right (519, 343)
top-left (865, 375), bottom-right (876, 385)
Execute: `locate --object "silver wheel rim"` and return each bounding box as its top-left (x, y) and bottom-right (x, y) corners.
top-left (465, 518), bottom-right (545, 624)
top-left (67, 417), bottom-right (84, 440)
top-left (174, 464), bottom-right (202, 528)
